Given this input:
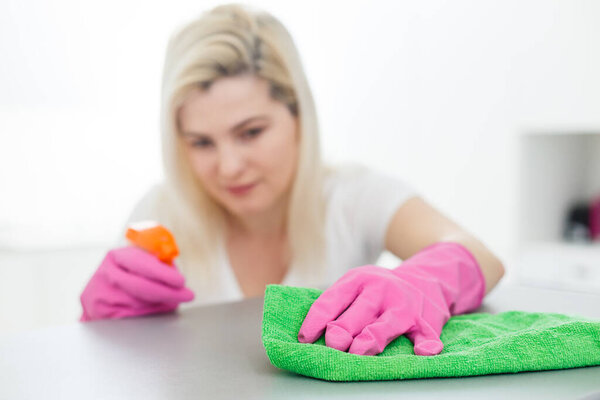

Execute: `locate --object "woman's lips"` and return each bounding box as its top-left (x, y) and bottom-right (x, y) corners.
top-left (227, 182), bottom-right (256, 195)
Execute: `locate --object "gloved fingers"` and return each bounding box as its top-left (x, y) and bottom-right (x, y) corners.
top-left (105, 303), bottom-right (178, 319)
top-left (85, 301), bottom-right (132, 320)
top-left (108, 265), bottom-right (195, 304)
top-left (79, 311), bottom-right (91, 322)
top-left (110, 247), bottom-right (186, 288)
top-left (297, 279), bottom-right (361, 343)
top-left (324, 292), bottom-right (381, 352)
top-left (102, 284), bottom-right (152, 307)
top-left (81, 288), bottom-right (145, 320)
top-left (83, 292), bottom-right (179, 321)
top-left (348, 309), bottom-right (415, 356)
top-left (406, 318), bottom-right (444, 356)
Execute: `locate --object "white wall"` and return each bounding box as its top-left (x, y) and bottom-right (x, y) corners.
top-left (1, 0), bottom-right (600, 332)
top-left (3, 0), bottom-right (600, 256)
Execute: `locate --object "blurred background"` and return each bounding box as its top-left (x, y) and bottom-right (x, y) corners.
top-left (1, 0), bottom-right (599, 336)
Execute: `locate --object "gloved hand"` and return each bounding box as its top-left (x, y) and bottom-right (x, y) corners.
top-left (297, 242), bottom-right (485, 356)
top-left (80, 246), bottom-right (195, 321)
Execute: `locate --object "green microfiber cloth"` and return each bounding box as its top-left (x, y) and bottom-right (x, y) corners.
top-left (261, 284), bottom-right (600, 381)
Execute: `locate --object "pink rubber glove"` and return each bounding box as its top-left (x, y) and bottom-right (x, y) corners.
top-left (297, 242), bottom-right (485, 356)
top-left (79, 246), bottom-right (195, 321)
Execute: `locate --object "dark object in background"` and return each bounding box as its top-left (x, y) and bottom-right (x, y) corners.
top-left (591, 196), bottom-right (600, 241)
top-left (564, 202), bottom-right (590, 242)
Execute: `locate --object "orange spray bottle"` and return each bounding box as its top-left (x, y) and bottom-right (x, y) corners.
top-left (125, 221), bottom-right (179, 266)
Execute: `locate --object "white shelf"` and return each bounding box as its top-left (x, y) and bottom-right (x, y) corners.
top-left (515, 132), bottom-right (600, 293)
top-left (517, 132), bottom-right (600, 244)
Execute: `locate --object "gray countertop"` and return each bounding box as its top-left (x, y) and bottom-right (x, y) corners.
top-left (1, 282), bottom-right (599, 399)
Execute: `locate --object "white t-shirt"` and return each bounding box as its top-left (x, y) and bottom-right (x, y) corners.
top-left (123, 163), bottom-right (417, 306)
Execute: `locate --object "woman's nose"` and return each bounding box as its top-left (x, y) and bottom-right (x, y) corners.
top-left (217, 144), bottom-right (245, 178)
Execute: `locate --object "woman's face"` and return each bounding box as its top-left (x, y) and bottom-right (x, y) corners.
top-left (178, 74), bottom-right (299, 220)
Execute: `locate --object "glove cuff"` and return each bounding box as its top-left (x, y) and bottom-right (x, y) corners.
top-left (391, 241), bottom-right (486, 315)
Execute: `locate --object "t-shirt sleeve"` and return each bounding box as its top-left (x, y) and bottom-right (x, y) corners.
top-left (331, 164), bottom-right (418, 264)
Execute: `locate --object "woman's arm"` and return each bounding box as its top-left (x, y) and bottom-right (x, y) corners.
top-left (384, 196), bottom-right (505, 295)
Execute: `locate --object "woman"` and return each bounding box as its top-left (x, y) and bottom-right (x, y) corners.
top-left (80, 4), bottom-right (505, 356)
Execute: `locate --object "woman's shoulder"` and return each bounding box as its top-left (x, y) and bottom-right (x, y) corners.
top-left (114, 183), bottom-right (169, 246)
top-left (121, 182), bottom-right (177, 233)
top-left (322, 162), bottom-right (418, 217)
top-left (323, 162), bottom-right (371, 188)
top-left (321, 162), bottom-right (418, 257)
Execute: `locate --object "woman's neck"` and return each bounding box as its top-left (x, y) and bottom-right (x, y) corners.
top-left (225, 199), bottom-right (288, 240)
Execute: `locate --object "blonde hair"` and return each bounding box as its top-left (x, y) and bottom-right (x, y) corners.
top-left (157, 4), bottom-right (328, 294)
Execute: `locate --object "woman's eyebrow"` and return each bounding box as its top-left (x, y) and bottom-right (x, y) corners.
top-left (229, 115), bottom-right (269, 132)
top-left (182, 115), bottom-right (270, 138)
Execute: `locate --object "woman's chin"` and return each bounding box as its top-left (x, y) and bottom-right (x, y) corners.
top-left (225, 201), bottom-right (270, 219)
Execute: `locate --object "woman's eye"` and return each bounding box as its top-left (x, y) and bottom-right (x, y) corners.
top-left (191, 139), bottom-right (213, 148)
top-left (242, 128), bottom-right (263, 139)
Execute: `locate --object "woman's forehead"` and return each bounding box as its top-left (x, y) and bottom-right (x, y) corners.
top-left (179, 75), bottom-right (282, 134)
top-left (187, 75), bottom-right (271, 110)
